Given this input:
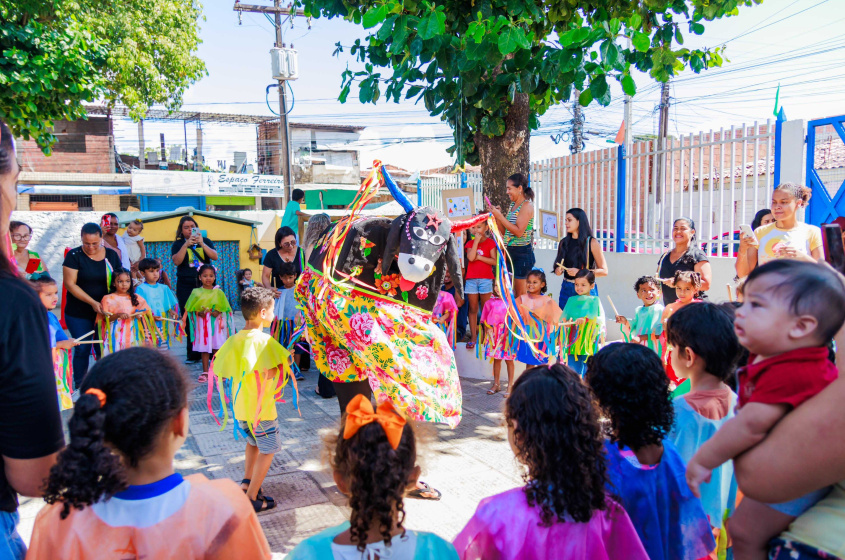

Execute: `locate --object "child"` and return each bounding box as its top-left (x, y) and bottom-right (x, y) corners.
top-left (287, 394), bottom-right (458, 558)
top-left (686, 260), bottom-right (845, 560)
top-left (666, 302), bottom-right (742, 553)
top-left (513, 270), bottom-right (561, 371)
top-left (453, 364), bottom-right (648, 560)
top-left (433, 288), bottom-right (459, 349)
top-left (28, 348), bottom-right (271, 559)
top-left (465, 219), bottom-right (496, 350)
top-left (586, 343), bottom-right (715, 560)
top-left (236, 268), bottom-right (254, 294)
top-left (99, 268), bottom-right (155, 354)
top-left (32, 276), bottom-right (79, 410)
top-left (478, 295), bottom-right (516, 396)
top-left (270, 260), bottom-right (305, 380)
top-left (616, 275), bottom-right (665, 355)
top-left (560, 269), bottom-right (602, 376)
top-left (661, 270), bottom-right (702, 385)
top-left (184, 264), bottom-right (234, 382)
top-left (121, 219), bottom-right (145, 281)
top-left (210, 287), bottom-right (296, 513)
top-left (136, 258), bottom-right (182, 348)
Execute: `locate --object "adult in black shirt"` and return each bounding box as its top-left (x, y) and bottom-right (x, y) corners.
top-left (170, 216), bottom-right (218, 362)
top-left (261, 226), bottom-right (302, 295)
top-left (656, 217), bottom-right (712, 304)
top-left (62, 223), bottom-right (122, 385)
top-left (0, 119), bottom-right (64, 558)
top-left (552, 208), bottom-right (609, 309)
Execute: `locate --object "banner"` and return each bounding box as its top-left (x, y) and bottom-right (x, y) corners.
top-left (131, 170), bottom-right (286, 197)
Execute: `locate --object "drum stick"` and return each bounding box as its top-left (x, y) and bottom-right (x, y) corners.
top-left (606, 295), bottom-right (620, 318)
top-left (75, 330), bottom-right (95, 341)
top-left (727, 284), bottom-right (734, 302)
top-left (77, 340), bottom-right (103, 344)
top-left (159, 317), bottom-right (182, 323)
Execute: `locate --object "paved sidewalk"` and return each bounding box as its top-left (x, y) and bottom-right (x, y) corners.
top-left (18, 328), bottom-right (524, 557)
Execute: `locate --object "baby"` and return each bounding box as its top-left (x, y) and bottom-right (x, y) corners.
top-left (686, 260), bottom-right (845, 560)
top-left (122, 219), bottom-right (146, 280)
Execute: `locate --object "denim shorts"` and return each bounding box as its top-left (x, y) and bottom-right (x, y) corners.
top-left (768, 486), bottom-right (832, 516)
top-left (506, 245), bottom-right (536, 280)
top-left (465, 278), bottom-right (493, 295)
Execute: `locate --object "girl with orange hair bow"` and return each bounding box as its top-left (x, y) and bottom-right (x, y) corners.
top-left (286, 395), bottom-right (459, 559)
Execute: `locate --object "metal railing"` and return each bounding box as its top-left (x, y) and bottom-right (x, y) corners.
top-left (418, 172), bottom-right (484, 213)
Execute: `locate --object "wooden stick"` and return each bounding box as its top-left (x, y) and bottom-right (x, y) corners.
top-left (158, 317), bottom-right (181, 323)
top-left (75, 330), bottom-right (96, 341)
top-left (77, 340), bottom-right (103, 344)
top-left (727, 284), bottom-right (734, 302)
top-left (606, 295), bottom-right (620, 318)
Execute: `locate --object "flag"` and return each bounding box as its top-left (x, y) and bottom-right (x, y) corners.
top-left (615, 120), bottom-right (625, 145)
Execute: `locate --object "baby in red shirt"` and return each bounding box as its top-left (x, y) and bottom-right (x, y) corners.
top-left (686, 260), bottom-right (844, 560)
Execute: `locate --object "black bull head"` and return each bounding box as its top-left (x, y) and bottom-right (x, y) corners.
top-left (308, 209), bottom-right (490, 312)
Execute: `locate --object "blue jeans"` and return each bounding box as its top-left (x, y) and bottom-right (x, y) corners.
top-left (64, 314), bottom-right (100, 390)
top-left (558, 280), bottom-right (599, 310)
top-left (0, 512), bottom-right (25, 560)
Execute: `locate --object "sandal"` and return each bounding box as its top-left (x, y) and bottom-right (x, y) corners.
top-left (486, 383), bottom-right (501, 395)
top-left (240, 479), bottom-right (263, 496)
top-left (250, 495), bottom-right (276, 513)
top-left (407, 481), bottom-right (442, 501)
top-left (197, 372), bottom-right (208, 383)
top-left (466, 341), bottom-right (476, 350)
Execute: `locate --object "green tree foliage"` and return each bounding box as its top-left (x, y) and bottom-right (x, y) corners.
top-left (0, 0), bottom-right (206, 153)
top-left (304, 0), bottom-right (760, 170)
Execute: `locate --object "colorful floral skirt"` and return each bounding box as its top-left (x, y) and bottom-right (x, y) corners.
top-left (296, 268), bottom-right (462, 427)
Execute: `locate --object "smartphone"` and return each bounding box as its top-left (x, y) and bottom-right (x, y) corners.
top-left (822, 224), bottom-right (845, 275)
top-left (25, 258), bottom-right (41, 274)
top-left (739, 224), bottom-right (756, 241)
top-left (191, 227), bottom-right (200, 239)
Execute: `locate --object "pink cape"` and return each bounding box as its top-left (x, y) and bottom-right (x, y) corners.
top-left (453, 488), bottom-right (648, 560)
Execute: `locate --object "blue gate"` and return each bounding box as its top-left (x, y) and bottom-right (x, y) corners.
top-left (806, 115), bottom-right (845, 226)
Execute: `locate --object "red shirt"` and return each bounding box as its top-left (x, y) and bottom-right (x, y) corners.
top-left (466, 237), bottom-right (497, 280)
top-left (737, 346), bottom-right (837, 408)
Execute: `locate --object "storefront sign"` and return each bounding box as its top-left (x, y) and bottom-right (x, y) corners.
top-left (132, 170), bottom-right (287, 197)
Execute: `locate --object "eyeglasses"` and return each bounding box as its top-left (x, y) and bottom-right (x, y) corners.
top-left (11, 234), bottom-right (31, 241)
top-left (280, 241), bottom-right (297, 248)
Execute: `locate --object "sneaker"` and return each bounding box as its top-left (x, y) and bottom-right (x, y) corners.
top-left (184, 358), bottom-right (199, 364)
top-left (295, 372), bottom-right (305, 381)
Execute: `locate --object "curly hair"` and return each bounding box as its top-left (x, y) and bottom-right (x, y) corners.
top-left (506, 364), bottom-right (608, 525)
top-left (634, 275), bottom-right (659, 293)
top-left (111, 269), bottom-right (139, 307)
top-left (326, 406), bottom-right (417, 552)
top-left (526, 270), bottom-right (548, 294)
top-left (43, 348), bottom-right (188, 519)
top-left (240, 286), bottom-right (275, 320)
top-left (586, 343), bottom-right (674, 451)
top-left (673, 269), bottom-right (701, 290)
top-left (774, 182), bottom-right (812, 204)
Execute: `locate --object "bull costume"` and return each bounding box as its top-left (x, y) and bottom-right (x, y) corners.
top-left (295, 162), bottom-right (487, 427)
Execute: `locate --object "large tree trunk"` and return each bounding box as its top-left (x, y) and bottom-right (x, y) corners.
top-left (474, 93), bottom-right (530, 211)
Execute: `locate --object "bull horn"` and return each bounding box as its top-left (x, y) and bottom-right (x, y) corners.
top-left (451, 213), bottom-right (491, 233)
top-left (378, 162), bottom-right (415, 213)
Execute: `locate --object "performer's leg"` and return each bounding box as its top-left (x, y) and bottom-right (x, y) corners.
top-left (176, 281), bottom-right (199, 361)
top-left (65, 314), bottom-right (96, 390)
top-left (334, 379), bottom-right (373, 414)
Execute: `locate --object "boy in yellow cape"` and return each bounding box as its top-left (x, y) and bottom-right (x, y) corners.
top-left (208, 286), bottom-right (298, 513)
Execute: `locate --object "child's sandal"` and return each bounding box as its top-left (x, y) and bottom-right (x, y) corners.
top-left (486, 383), bottom-right (501, 395)
top-left (240, 479), bottom-right (263, 496)
top-left (251, 495), bottom-right (276, 513)
top-left (197, 372), bottom-right (208, 383)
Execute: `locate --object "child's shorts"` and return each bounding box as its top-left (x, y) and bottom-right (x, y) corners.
top-left (768, 486), bottom-right (832, 516)
top-left (465, 278), bottom-right (493, 295)
top-left (238, 419), bottom-right (283, 455)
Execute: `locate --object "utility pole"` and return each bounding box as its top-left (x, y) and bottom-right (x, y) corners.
top-left (624, 39), bottom-right (633, 156)
top-left (570, 92), bottom-right (584, 154)
top-left (655, 81), bottom-right (670, 204)
top-left (234, 1), bottom-right (304, 209)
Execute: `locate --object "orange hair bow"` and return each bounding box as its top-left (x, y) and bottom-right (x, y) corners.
top-left (85, 388), bottom-right (107, 408)
top-left (343, 394), bottom-right (406, 450)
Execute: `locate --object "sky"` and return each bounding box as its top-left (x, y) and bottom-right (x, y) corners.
top-left (113, 0), bottom-right (845, 173)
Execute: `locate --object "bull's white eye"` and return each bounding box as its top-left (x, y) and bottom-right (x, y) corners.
top-left (412, 227), bottom-right (429, 239)
top-left (429, 234), bottom-right (446, 245)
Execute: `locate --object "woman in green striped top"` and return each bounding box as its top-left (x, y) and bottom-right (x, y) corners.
top-left (488, 173), bottom-right (535, 297)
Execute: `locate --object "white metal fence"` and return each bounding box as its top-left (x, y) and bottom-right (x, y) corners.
top-left (419, 172), bottom-right (484, 213)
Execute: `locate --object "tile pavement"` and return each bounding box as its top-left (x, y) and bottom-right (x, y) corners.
top-left (18, 322), bottom-right (525, 558)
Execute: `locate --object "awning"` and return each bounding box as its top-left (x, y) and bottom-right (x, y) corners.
top-left (17, 185), bottom-right (132, 195)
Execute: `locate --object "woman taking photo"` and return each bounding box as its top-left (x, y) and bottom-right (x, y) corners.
top-left (261, 226), bottom-right (302, 295)
top-left (656, 217), bottom-right (712, 304)
top-left (488, 173), bottom-right (535, 297)
top-left (63, 223), bottom-right (122, 382)
top-left (9, 221), bottom-right (48, 279)
top-left (171, 216), bottom-right (218, 363)
top-left (735, 183), bottom-right (822, 279)
top-left (552, 208), bottom-right (608, 309)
